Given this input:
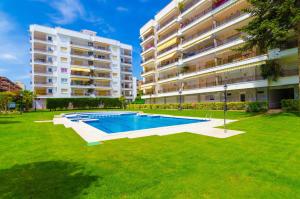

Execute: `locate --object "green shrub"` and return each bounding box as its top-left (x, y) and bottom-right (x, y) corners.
top-left (246, 102), bottom-right (268, 112)
top-left (281, 99), bottom-right (300, 112)
top-left (127, 101), bottom-right (268, 112)
top-left (46, 98), bottom-right (121, 110)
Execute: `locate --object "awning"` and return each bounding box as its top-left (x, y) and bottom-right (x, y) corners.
top-left (157, 37), bottom-right (178, 52)
top-left (157, 52), bottom-right (177, 63)
top-left (70, 77), bottom-right (90, 81)
top-left (71, 66), bottom-right (90, 72)
top-left (182, 35), bottom-right (211, 50)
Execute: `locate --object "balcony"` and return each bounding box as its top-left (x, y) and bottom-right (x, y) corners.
top-left (183, 11), bottom-right (247, 46)
top-left (183, 44), bottom-right (215, 59)
top-left (158, 73), bottom-right (178, 82)
top-left (181, 7), bottom-right (212, 29)
top-left (121, 60), bottom-right (132, 65)
top-left (157, 29), bottom-right (178, 44)
top-left (33, 58), bottom-right (54, 65)
top-left (157, 44), bottom-right (178, 57)
top-left (183, 34), bottom-right (242, 61)
top-left (141, 45), bottom-right (155, 55)
top-left (92, 74), bottom-right (111, 80)
top-left (158, 87), bottom-right (178, 94)
top-left (157, 16), bottom-right (178, 34)
top-left (32, 48), bottom-right (54, 55)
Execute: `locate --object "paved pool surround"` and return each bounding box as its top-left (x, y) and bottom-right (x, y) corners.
top-left (53, 112), bottom-right (244, 145)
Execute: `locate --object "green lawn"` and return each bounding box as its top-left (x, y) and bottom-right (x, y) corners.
top-left (0, 110), bottom-right (299, 198)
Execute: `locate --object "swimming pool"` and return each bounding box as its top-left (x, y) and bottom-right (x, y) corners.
top-left (65, 113), bottom-right (206, 134)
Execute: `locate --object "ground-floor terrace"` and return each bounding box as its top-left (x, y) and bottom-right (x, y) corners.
top-left (144, 85), bottom-right (298, 109)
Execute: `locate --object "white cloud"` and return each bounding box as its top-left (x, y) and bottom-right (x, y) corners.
top-left (37, 0), bottom-right (115, 35)
top-left (49, 0), bottom-right (85, 25)
top-left (0, 11), bottom-right (29, 85)
top-left (116, 6), bottom-right (129, 12)
top-left (0, 53), bottom-right (17, 61)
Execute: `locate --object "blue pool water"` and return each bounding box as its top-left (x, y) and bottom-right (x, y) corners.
top-left (79, 113), bottom-right (206, 134)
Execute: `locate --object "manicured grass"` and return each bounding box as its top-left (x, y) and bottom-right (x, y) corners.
top-left (0, 110), bottom-right (299, 198)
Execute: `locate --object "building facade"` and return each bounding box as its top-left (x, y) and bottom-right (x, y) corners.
top-left (0, 76), bottom-right (21, 92)
top-left (30, 25), bottom-right (136, 109)
top-left (140, 0), bottom-right (299, 108)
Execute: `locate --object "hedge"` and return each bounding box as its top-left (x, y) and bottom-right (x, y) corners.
top-left (46, 98), bottom-right (122, 110)
top-left (127, 102), bottom-right (268, 112)
top-left (281, 99), bottom-right (300, 112)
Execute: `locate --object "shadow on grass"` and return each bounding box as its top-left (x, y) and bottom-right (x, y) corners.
top-left (0, 161), bottom-right (98, 199)
top-left (0, 121), bottom-right (21, 124)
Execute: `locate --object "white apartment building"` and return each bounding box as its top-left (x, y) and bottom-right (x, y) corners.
top-left (140, 0), bottom-right (299, 108)
top-left (30, 25), bottom-right (136, 109)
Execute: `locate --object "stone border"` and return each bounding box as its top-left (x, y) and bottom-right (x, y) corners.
top-left (53, 111), bottom-right (244, 145)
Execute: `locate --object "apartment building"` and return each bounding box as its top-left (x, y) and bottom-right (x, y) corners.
top-left (30, 25), bottom-right (136, 109)
top-left (140, 0), bottom-right (299, 108)
top-left (0, 76), bottom-right (22, 92)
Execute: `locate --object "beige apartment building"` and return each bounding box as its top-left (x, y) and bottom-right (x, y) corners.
top-left (140, 0), bottom-right (299, 108)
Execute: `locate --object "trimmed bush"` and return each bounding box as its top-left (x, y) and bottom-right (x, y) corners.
top-left (46, 98), bottom-right (122, 110)
top-left (127, 101), bottom-right (268, 112)
top-left (246, 102), bottom-right (268, 112)
top-left (281, 99), bottom-right (300, 112)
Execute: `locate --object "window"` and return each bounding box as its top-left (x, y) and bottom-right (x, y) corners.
top-left (48, 88), bottom-right (53, 94)
top-left (61, 68), bottom-right (68, 73)
top-left (47, 36), bottom-right (52, 42)
top-left (61, 78), bottom-right (68, 84)
top-left (48, 78), bottom-right (52, 83)
top-left (47, 57), bottom-right (53, 63)
top-left (60, 47), bottom-right (67, 52)
top-left (61, 57), bottom-right (68, 62)
top-left (88, 61), bottom-right (93, 66)
top-left (88, 51), bottom-right (93, 56)
top-left (88, 42), bottom-right (93, 46)
top-left (47, 68), bottom-right (53, 73)
top-left (61, 89), bottom-right (68, 94)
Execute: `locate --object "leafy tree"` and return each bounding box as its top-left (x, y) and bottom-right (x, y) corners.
top-left (19, 90), bottom-right (36, 112)
top-left (0, 92), bottom-right (15, 113)
top-left (119, 95), bottom-right (126, 109)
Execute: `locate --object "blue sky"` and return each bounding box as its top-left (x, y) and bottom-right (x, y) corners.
top-left (0, 0), bottom-right (169, 89)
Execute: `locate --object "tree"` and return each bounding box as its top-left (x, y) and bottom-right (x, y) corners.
top-left (18, 90), bottom-right (36, 112)
top-left (239, 0), bottom-right (300, 101)
top-left (119, 95), bottom-right (126, 109)
top-left (0, 92), bottom-right (15, 113)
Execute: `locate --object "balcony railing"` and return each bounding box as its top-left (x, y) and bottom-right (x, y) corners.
top-left (158, 29), bottom-right (178, 43)
top-left (183, 44), bottom-right (215, 59)
top-left (157, 15), bottom-right (178, 31)
top-left (181, 0), bottom-right (200, 13)
top-left (183, 34), bottom-right (241, 59)
top-left (157, 44), bottom-right (178, 56)
top-left (33, 59), bottom-right (53, 64)
top-left (158, 58), bottom-right (179, 69)
top-left (181, 7), bottom-right (212, 29)
top-left (181, 0), bottom-right (232, 29)
top-left (141, 56), bottom-right (155, 64)
top-left (158, 73), bottom-right (178, 81)
top-left (143, 80), bottom-right (155, 84)
top-left (182, 26), bottom-right (213, 44)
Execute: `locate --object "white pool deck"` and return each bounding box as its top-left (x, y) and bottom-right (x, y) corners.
top-left (53, 112), bottom-right (244, 145)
